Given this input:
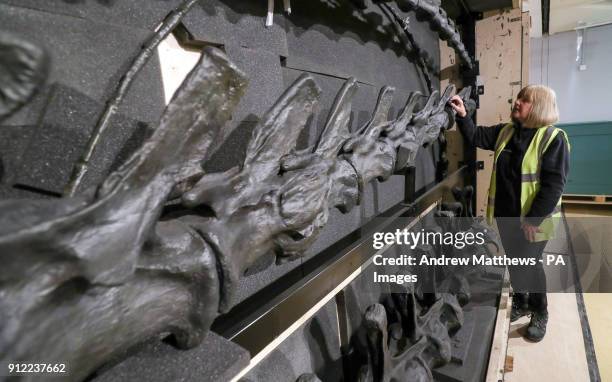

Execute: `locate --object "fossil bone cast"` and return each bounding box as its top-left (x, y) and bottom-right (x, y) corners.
top-left (296, 374), bottom-right (323, 382)
top-left (356, 287), bottom-right (463, 382)
top-left (0, 47), bottom-right (247, 382)
top-left (65, 0), bottom-right (202, 195)
top-left (179, 76), bottom-right (467, 303)
top-left (392, 0), bottom-right (473, 69)
top-left (0, 32), bottom-right (48, 122)
top-left (178, 73), bottom-right (360, 307)
top-left (434, 186), bottom-right (502, 304)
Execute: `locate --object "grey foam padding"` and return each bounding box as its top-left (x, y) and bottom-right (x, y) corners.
top-left (233, 254), bottom-right (304, 306)
top-left (225, 45), bottom-right (284, 123)
top-left (281, 68), bottom-right (379, 145)
top-left (181, 1), bottom-right (288, 57)
top-left (203, 120), bottom-right (256, 174)
top-left (93, 332), bottom-right (250, 382)
top-left (283, 2), bottom-right (439, 90)
top-left (14, 84), bottom-right (150, 195)
top-left (432, 305), bottom-right (498, 382)
top-left (0, 125), bottom-right (51, 200)
top-left (0, 125), bottom-right (36, 186)
top-left (0, 0), bottom-right (184, 31)
top-left (0, 3), bottom-right (165, 124)
top-left (342, 267), bottom-right (386, 333)
top-left (242, 299), bottom-right (342, 382)
top-left (0, 185), bottom-right (51, 200)
top-left (0, 85), bottom-right (52, 128)
top-left (414, 140), bottom-right (439, 191)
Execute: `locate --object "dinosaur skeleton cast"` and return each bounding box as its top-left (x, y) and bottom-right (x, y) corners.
top-left (393, 0), bottom-right (474, 68)
top-left (357, 289), bottom-right (463, 381)
top-left (0, 41), bottom-right (475, 380)
top-left (0, 32), bottom-right (48, 122)
top-left (349, 0), bottom-right (473, 69)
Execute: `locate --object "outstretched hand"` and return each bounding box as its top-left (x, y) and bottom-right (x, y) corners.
top-left (449, 95), bottom-right (467, 118)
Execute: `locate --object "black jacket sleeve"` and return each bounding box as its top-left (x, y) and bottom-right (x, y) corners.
top-left (524, 133), bottom-right (570, 225)
top-left (455, 115), bottom-right (506, 151)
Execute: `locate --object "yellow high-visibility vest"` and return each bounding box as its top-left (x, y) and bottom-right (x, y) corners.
top-left (486, 123), bottom-right (570, 241)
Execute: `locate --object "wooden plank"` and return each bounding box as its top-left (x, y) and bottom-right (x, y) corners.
top-left (505, 355), bottom-right (514, 372)
top-left (521, 11), bottom-right (530, 86)
top-left (476, 149), bottom-right (494, 216)
top-left (505, 294), bottom-right (591, 382)
top-left (583, 293), bottom-right (612, 381)
top-left (475, 7), bottom-right (523, 216)
top-left (485, 268), bottom-right (512, 382)
top-left (563, 194), bottom-right (612, 205)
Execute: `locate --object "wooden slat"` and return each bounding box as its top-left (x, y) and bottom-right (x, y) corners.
top-left (521, 11), bottom-right (530, 87)
top-left (563, 194), bottom-right (612, 205)
top-left (485, 268), bottom-right (512, 382)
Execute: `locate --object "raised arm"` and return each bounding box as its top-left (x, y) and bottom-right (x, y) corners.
top-left (449, 94), bottom-right (505, 151)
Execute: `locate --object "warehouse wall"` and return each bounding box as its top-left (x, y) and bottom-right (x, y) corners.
top-left (530, 23), bottom-right (612, 123)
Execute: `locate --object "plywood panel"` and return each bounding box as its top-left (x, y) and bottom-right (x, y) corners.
top-left (475, 7), bottom-right (526, 216)
top-left (505, 293), bottom-right (591, 382)
top-left (583, 293), bottom-right (612, 382)
top-left (521, 11), bottom-right (530, 86)
top-left (476, 8), bottom-right (522, 124)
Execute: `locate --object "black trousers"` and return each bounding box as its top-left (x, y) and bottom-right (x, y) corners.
top-left (498, 220), bottom-right (548, 313)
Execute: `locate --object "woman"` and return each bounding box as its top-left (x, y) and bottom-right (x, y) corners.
top-left (449, 85), bottom-right (570, 342)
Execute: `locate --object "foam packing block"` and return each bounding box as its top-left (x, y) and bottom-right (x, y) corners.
top-left (180, 0), bottom-right (288, 57)
top-left (0, 3), bottom-right (165, 124)
top-left (14, 84), bottom-right (151, 195)
top-left (243, 299), bottom-right (343, 382)
top-left (224, 44), bottom-right (284, 123)
top-left (92, 332), bottom-right (250, 382)
top-left (0, 0), bottom-right (185, 31)
top-left (283, 2), bottom-right (438, 91)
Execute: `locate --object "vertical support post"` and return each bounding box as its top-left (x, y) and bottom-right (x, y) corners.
top-left (461, 13), bottom-right (478, 217)
top-left (436, 131), bottom-right (449, 182)
top-left (335, 290), bottom-right (353, 381)
top-left (404, 166), bottom-right (417, 206)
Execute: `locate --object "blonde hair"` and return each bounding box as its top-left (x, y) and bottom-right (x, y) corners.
top-left (516, 85), bottom-right (559, 127)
